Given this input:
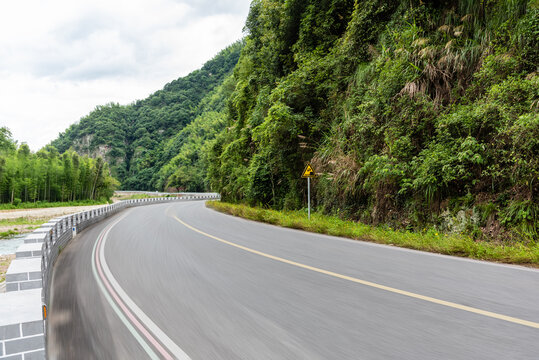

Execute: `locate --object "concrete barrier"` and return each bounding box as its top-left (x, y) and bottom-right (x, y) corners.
top-left (23, 233), bottom-right (48, 244)
top-left (0, 289), bottom-right (44, 359)
top-left (15, 244), bottom-right (43, 259)
top-left (0, 193), bottom-right (220, 359)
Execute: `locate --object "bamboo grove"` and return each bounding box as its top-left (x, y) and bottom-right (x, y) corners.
top-left (0, 127), bottom-right (117, 204)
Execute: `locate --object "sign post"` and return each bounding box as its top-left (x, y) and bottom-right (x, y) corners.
top-left (301, 163), bottom-right (316, 220)
top-left (308, 177), bottom-right (311, 220)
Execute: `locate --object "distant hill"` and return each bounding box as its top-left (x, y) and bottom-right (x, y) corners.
top-left (52, 42), bottom-right (242, 191)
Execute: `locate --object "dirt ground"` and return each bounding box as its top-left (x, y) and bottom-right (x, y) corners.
top-left (0, 205), bottom-right (107, 236)
top-left (0, 205), bottom-right (107, 288)
top-left (0, 254), bottom-right (15, 290)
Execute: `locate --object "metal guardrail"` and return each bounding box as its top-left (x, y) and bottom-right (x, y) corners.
top-left (0, 194), bottom-right (219, 359)
top-left (40, 194), bottom-right (220, 309)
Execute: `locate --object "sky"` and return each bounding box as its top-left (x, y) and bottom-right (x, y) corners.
top-left (0, 0), bottom-right (252, 151)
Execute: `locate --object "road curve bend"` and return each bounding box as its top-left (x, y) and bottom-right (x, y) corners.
top-left (48, 201), bottom-right (539, 359)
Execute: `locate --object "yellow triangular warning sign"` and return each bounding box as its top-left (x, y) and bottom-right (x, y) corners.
top-left (301, 163), bottom-right (316, 178)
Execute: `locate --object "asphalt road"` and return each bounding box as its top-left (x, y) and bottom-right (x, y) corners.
top-left (48, 201), bottom-right (539, 359)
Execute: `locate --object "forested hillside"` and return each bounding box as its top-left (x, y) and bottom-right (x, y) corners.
top-left (51, 0), bottom-right (537, 241)
top-left (207, 0), bottom-right (538, 240)
top-left (52, 42), bottom-right (242, 191)
top-left (0, 127), bottom-right (116, 204)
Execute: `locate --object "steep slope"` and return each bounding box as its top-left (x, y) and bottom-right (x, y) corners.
top-left (52, 42), bottom-right (242, 190)
top-left (207, 0), bottom-right (538, 240)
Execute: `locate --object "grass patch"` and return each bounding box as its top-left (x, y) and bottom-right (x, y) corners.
top-left (125, 194), bottom-right (176, 200)
top-left (0, 230), bottom-right (18, 239)
top-left (207, 201), bottom-right (539, 267)
top-left (113, 193), bottom-right (179, 201)
top-left (0, 218), bottom-right (48, 239)
top-left (0, 199), bottom-right (108, 210)
top-left (0, 218), bottom-right (48, 227)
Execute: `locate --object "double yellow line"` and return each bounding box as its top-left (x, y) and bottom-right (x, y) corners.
top-left (172, 214), bottom-right (539, 330)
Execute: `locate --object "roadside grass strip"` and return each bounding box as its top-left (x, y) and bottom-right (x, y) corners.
top-left (0, 199), bottom-right (108, 210)
top-left (0, 217), bottom-right (48, 226)
top-left (91, 213), bottom-right (191, 360)
top-left (171, 212), bottom-right (539, 330)
top-left (207, 201), bottom-right (539, 267)
top-left (0, 218), bottom-right (48, 238)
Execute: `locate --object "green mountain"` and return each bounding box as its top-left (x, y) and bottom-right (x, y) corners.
top-left (52, 0), bottom-right (538, 241)
top-left (52, 42), bottom-right (242, 191)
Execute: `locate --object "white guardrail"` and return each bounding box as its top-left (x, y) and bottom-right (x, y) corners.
top-left (0, 194), bottom-right (220, 360)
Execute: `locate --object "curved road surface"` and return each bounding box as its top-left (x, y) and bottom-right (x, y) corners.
top-left (48, 201), bottom-right (539, 359)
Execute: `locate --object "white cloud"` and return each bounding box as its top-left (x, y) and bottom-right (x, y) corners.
top-left (0, 0), bottom-right (251, 150)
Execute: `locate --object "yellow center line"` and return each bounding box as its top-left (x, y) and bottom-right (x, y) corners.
top-left (171, 214), bottom-right (539, 329)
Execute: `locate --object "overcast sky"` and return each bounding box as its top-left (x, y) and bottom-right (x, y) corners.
top-left (0, 0), bottom-right (252, 150)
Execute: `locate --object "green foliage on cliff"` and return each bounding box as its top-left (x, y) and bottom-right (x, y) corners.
top-left (207, 0), bottom-right (538, 241)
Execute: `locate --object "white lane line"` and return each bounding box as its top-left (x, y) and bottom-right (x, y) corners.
top-left (94, 213), bottom-right (191, 359)
top-left (92, 235), bottom-right (160, 360)
top-left (95, 219), bottom-right (174, 360)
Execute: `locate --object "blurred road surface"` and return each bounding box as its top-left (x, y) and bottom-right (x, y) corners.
top-left (48, 201), bottom-right (539, 359)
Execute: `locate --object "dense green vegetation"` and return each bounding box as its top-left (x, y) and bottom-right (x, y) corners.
top-left (50, 0), bottom-right (537, 243)
top-left (0, 127), bottom-right (116, 204)
top-left (52, 42), bottom-right (242, 191)
top-left (208, 201), bottom-right (539, 266)
top-left (207, 0), bottom-right (538, 242)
